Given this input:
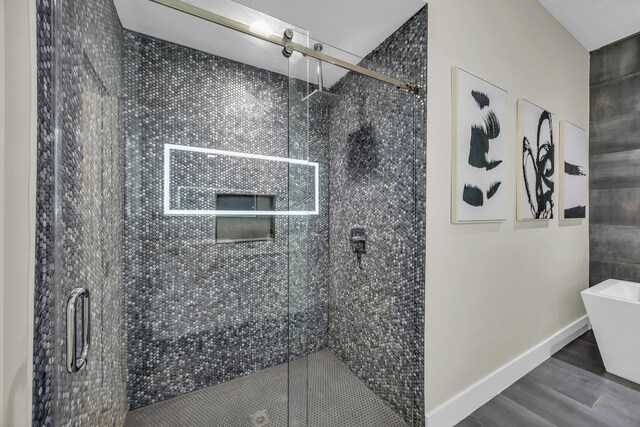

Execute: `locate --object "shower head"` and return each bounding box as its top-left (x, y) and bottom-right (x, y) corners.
top-left (303, 88), bottom-right (340, 106)
top-left (302, 43), bottom-right (339, 105)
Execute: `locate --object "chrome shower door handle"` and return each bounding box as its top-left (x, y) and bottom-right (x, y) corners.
top-left (66, 287), bottom-right (90, 373)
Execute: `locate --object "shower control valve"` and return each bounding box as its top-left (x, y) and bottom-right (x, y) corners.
top-left (350, 227), bottom-right (367, 258)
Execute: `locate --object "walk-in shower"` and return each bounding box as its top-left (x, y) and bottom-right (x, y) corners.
top-left (33, 0), bottom-right (426, 425)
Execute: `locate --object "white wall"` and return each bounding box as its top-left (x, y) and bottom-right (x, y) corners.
top-left (2, 0), bottom-right (36, 425)
top-left (426, 0), bottom-right (589, 415)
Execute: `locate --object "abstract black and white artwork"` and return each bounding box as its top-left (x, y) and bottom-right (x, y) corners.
top-left (452, 68), bottom-right (508, 222)
top-left (518, 99), bottom-right (555, 220)
top-left (560, 121), bottom-right (588, 219)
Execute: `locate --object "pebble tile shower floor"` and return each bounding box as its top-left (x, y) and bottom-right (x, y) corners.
top-left (124, 349), bottom-right (407, 427)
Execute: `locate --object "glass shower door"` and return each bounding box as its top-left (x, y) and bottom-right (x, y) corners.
top-left (43, 0), bottom-right (316, 425)
top-left (51, 52), bottom-right (128, 427)
top-left (287, 47), bottom-right (314, 427)
top-left (44, 0), bottom-right (129, 424)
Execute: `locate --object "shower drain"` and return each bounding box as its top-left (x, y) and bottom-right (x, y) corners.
top-left (250, 409), bottom-right (270, 427)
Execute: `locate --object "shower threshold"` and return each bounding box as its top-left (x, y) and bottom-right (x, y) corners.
top-left (124, 349), bottom-right (407, 427)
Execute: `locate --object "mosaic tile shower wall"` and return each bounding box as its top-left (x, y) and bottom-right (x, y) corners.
top-left (327, 7), bottom-right (427, 426)
top-left (36, 1), bottom-right (424, 423)
top-left (34, 0), bottom-right (127, 425)
top-left (122, 32), bottom-right (330, 409)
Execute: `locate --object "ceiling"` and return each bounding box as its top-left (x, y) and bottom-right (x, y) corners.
top-left (538, 0), bottom-right (640, 51)
top-left (114, 0), bottom-right (426, 87)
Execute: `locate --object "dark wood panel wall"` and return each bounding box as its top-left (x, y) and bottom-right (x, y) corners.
top-left (589, 34), bottom-right (640, 286)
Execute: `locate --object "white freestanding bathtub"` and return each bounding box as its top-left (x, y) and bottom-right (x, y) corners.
top-left (581, 279), bottom-right (640, 384)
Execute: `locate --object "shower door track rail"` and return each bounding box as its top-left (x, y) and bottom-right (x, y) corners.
top-left (151, 0), bottom-right (419, 94)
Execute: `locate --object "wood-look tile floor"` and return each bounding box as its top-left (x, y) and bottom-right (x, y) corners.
top-left (457, 331), bottom-right (640, 427)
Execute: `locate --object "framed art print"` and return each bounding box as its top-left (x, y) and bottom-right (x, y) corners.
top-left (452, 67), bottom-right (508, 223)
top-left (560, 121), bottom-right (588, 219)
top-left (517, 99), bottom-right (555, 221)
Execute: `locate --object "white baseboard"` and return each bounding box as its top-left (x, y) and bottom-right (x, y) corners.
top-left (425, 315), bottom-right (590, 427)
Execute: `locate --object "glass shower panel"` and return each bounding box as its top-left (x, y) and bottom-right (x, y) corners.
top-left (287, 47), bottom-right (314, 427)
top-left (299, 46), bottom-right (421, 427)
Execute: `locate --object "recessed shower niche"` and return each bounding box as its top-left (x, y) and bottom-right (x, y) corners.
top-left (33, 0), bottom-right (426, 425)
top-left (215, 194), bottom-right (276, 244)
